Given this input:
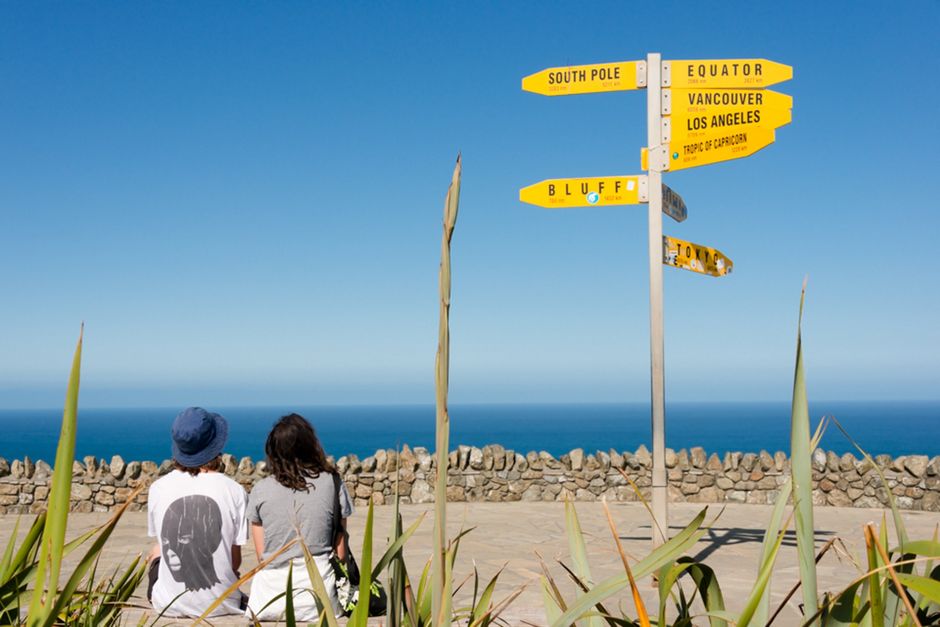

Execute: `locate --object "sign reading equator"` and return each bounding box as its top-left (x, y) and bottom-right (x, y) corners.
top-left (664, 59), bottom-right (792, 89)
top-left (519, 175), bottom-right (645, 208)
top-left (522, 61), bottom-right (644, 96)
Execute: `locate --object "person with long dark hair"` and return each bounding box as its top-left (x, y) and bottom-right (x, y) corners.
top-left (245, 413), bottom-right (353, 621)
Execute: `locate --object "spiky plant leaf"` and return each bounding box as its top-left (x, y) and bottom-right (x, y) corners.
top-left (28, 326), bottom-right (82, 626)
top-left (790, 281), bottom-right (818, 622)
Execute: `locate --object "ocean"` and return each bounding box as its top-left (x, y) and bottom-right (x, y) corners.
top-left (0, 401), bottom-right (937, 464)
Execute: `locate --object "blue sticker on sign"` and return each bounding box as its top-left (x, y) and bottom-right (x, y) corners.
top-left (586, 191), bottom-right (599, 204)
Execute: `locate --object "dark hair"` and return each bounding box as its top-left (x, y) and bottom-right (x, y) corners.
top-left (174, 455), bottom-right (222, 477)
top-left (265, 413), bottom-right (334, 491)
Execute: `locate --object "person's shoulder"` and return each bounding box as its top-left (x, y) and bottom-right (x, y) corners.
top-left (149, 469), bottom-right (181, 491)
top-left (248, 476), bottom-right (279, 495)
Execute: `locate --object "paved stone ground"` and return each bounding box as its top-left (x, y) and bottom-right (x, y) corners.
top-left (3, 502), bottom-right (939, 625)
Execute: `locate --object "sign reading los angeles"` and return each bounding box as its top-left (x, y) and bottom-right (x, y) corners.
top-left (522, 61), bottom-right (644, 96)
top-left (662, 235), bottom-right (732, 277)
top-left (663, 59), bottom-right (792, 89)
top-left (663, 88), bottom-right (792, 144)
top-left (520, 175), bottom-right (645, 208)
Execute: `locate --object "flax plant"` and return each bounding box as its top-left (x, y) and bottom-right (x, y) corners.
top-left (26, 327), bottom-right (83, 626)
top-left (790, 279), bottom-right (818, 622)
top-left (540, 285), bottom-right (940, 626)
top-left (0, 327), bottom-right (146, 627)
top-left (433, 154), bottom-right (461, 625)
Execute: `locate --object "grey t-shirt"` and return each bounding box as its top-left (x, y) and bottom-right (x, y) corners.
top-left (247, 472), bottom-right (354, 566)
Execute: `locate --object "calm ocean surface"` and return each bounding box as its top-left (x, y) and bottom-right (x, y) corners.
top-left (0, 401), bottom-right (937, 464)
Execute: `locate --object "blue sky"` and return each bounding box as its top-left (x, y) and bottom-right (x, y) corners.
top-left (1, 2), bottom-right (938, 408)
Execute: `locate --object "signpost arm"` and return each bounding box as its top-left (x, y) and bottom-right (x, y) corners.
top-left (645, 52), bottom-right (668, 548)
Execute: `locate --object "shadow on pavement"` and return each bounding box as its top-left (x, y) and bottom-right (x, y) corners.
top-left (621, 525), bottom-right (836, 562)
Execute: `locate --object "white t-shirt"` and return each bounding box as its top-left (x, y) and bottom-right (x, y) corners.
top-left (147, 470), bottom-right (249, 617)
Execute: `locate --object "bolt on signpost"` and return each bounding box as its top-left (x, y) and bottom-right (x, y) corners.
top-left (521, 54), bottom-right (792, 548)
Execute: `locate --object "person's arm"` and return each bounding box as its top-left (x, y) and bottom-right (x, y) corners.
top-left (333, 518), bottom-right (348, 561)
top-left (251, 522), bottom-right (265, 561)
top-left (231, 545), bottom-right (242, 573)
top-left (147, 543), bottom-right (161, 563)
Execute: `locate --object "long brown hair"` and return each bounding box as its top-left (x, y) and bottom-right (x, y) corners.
top-left (265, 413), bottom-right (334, 491)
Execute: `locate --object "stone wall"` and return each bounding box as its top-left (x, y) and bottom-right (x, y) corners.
top-left (1, 445), bottom-right (938, 515)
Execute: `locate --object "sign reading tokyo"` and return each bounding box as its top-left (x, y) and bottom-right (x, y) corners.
top-left (662, 235), bottom-right (732, 277)
top-left (519, 175), bottom-right (645, 208)
top-left (664, 88), bottom-right (792, 141)
top-left (522, 61), bottom-right (644, 96)
top-left (664, 59), bottom-right (792, 89)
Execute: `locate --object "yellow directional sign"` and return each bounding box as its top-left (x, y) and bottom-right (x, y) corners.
top-left (664, 59), bottom-right (792, 89)
top-left (519, 175), bottom-right (645, 208)
top-left (664, 88), bottom-right (791, 142)
top-left (662, 235), bottom-right (732, 277)
top-left (641, 127), bottom-right (776, 172)
top-left (522, 61), bottom-right (644, 96)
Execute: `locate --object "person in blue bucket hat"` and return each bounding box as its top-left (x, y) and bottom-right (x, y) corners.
top-left (145, 407), bottom-right (249, 618)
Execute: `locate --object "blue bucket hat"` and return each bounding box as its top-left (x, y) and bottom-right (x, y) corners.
top-left (171, 407), bottom-right (229, 468)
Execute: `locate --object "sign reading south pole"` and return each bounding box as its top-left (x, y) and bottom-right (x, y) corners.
top-left (520, 175), bottom-right (646, 208)
top-left (522, 61), bottom-right (645, 96)
top-left (662, 235), bottom-right (732, 277)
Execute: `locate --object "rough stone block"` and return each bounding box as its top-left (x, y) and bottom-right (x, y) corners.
top-left (905, 455), bottom-right (929, 478)
top-left (759, 450), bottom-right (774, 471)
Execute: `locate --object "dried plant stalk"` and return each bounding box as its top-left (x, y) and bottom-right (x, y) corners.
top-left (432, 155), bottom-right (461, 626)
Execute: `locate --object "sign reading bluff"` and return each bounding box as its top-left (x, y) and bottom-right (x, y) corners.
top-left (519, 175), bottom-right (646, 208)
top-left (522, 61), bottom-right (645, 96)
top-left (664, 59), bottom-right (792, 89)
top-left (662, 235), bottom-right (732, 277)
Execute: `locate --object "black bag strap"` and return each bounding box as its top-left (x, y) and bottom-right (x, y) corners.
top-left (330, 471), bottom-right (345, 543)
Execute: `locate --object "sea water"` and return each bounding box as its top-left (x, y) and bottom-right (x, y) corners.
top-left (0, 401), bottom-right (937, 463)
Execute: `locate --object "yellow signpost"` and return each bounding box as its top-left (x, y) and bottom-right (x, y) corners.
top-left (664, 88), bottom-right (792, 142)
top-left (664, 59), bottom-right (792, 89)
top-left (522, 61), bottom-right (644, 96)
top-left (519, 175), bottom-right (645, 208)
top-left (655, 127), bottom-right (777, 172)
top-left (662, 235), bottom-right (733, 277)
top-left (520, 52), bottom-right (790, 551)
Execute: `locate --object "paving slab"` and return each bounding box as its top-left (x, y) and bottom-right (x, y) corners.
top-left (2, 502), bottom-right (938, 625)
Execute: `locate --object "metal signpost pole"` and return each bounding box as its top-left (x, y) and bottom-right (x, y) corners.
top-left (645, 52), bottom-right (668, 547)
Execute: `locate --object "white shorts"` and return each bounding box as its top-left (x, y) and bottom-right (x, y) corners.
top-left (245, 554), bottom-right (340, 622)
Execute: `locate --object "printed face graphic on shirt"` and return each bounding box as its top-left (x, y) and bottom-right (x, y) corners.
top-left (161, 495), bottom-right (224, 591)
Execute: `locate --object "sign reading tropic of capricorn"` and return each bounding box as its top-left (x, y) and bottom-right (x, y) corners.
top-left (519, 54), bottom-right (792, 547)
